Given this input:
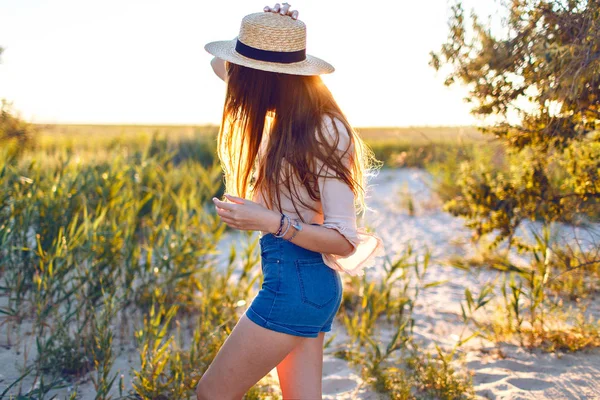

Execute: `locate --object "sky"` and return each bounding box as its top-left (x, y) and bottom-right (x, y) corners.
top-left (0, 0), bottom-right (501, 127)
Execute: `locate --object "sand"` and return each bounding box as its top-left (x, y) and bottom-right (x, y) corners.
top-left (1, 168), bottom-right (599, 399)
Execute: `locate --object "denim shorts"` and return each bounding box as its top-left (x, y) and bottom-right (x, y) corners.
top-left (245, 232), bottom-right (343, 338)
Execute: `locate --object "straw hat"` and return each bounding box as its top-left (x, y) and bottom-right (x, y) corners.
top-left (204, 12), bottom-right (335, 76)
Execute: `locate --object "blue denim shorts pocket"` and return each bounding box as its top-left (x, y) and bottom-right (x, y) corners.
top-left (295, 258), bottom-right (338, 308)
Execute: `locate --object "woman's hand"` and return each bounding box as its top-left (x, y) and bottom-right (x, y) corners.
top-left (263, 3), bottom-right (299, 20)
top-left (213, 194), bottom-right (281, 233)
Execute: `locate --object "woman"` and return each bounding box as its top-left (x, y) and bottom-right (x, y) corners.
top-left (197, 3), bottom-right (385, 399)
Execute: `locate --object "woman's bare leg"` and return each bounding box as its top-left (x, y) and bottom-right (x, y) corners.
top-left (276, 331), bottom-right (325, 399)
top-left (195, 313), bottom-right (306, 400)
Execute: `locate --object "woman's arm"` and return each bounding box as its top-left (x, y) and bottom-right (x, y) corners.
top-left (274, 215), bottom-right (356, 257)
top-left (213, 195), bottom-right (355, 257)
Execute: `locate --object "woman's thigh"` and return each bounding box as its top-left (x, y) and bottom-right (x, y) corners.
top-left (276, 331), bottom-right (325, 399)
top-left (196, 313), bottom-right (306, 400)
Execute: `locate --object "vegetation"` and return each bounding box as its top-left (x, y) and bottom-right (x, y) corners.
top-left (334, 245), bottom-right (481, 399)
top-left (432, 0), bottom-right (600, 351)
top-left (1, 127), bottom-right (477, 398)
top-left (1, 114), bottom-right (597, 397)
top-left (1, 100), bottom-right (35, 153)
top-left (431, 0), bottom-right (600, 246)
top-left (0, 135), bottom-right (255, 398)
top-left (30, 123), bottom-right (490, 171)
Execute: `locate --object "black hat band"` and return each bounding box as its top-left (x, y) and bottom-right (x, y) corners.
top-left (235, 39), bottom-right (306, 64)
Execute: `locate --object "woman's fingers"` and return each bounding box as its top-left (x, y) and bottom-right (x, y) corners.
top-left (214, 205), bottom-right (232, 218)
top-left (213, 197), bottom-right (237, 211)
top-left (221, 217), bottom-right (237, 227)
top-left (217, 211), bottom-right (240, 228)
top-left (223, 193), bottom-right (246, 204)
top-left (215, 206), bottom-right (231, 217)
top-left (264, 3), bottom-right (298, 19)
top-left (213, 199), bottom-right (243, 230)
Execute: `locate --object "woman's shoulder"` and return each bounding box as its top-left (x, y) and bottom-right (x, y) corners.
top-left (318, 114), bottom-right (352, 151)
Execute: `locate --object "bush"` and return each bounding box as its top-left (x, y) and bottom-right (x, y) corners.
top-left (431, 0), bottom-right (600, 248)
top-left (0, 100), bottom-right (35, 155)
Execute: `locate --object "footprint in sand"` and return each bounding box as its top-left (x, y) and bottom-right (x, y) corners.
top-left (506, 377), bottom-right (554, 391)
top-left (494, 360), bottom-right (540, 373)
top-left (470, 359), bottom-right (556, 375)
top-left (473, 372), bottom-right (509, 385)
top-left (475, 388), bottom-right (496, 399)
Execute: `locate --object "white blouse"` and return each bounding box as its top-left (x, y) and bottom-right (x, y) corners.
top-left (253, 116), bottom-right (386, 276)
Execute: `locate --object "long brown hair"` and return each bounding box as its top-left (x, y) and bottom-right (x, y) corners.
top-left (217, 61), bottom-right (379, 222)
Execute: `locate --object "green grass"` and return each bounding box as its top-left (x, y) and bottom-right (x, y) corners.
top-left (31, 123), bottom-right (489, 170)
top-left (0, 137), bottom-right (235, 397)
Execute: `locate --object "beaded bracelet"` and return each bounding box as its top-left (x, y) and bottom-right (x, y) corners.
top-left (274, 214), bottom-right (292, 238)
top-left (274, 213), bottom-right (285, 236)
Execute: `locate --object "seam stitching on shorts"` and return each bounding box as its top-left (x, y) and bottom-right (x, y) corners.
top-left (265, 241), bottom-right (282, 322)
top-left (268, 321), bottom-right (323, 328)
top-left (322, 272), bottom-right (343, 329)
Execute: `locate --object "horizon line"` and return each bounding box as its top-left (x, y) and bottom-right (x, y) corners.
top-left (33, 122), bottom-right (481, 130)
